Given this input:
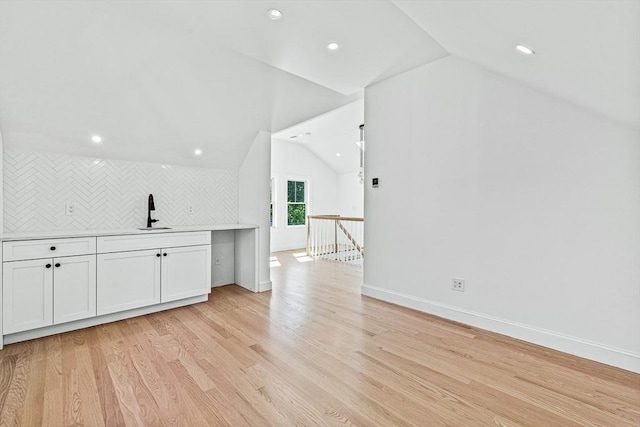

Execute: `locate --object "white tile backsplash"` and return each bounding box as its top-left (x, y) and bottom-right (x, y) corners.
top-left (3, 150), bottom-right (239, 232)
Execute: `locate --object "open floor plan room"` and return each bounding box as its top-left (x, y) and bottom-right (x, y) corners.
top-left (0, 1), bottom-right (638, 425)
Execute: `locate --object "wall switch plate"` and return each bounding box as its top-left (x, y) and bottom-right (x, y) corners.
top-left (372, 177), bottom-right (379, 187)
top-left (187, 204), bottom-right (194, 214)
top-left (215, 255), bottom-right (222, 265)
top-left (65, 202), bottom-right (76, 216)
top-left (451, 277), bottom-right (464, 292)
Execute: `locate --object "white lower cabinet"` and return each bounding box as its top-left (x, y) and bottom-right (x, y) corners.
top-left (3, 255), bottom-right (96, 334)
top-left (2, 259), bottom-right (53, 334)
top-left (53, 255), bottom-right (97, 325)
top-left (1, 231), bottom-right (214, 341)
top-left (97, 249), bottom-right (161, 315)
top-left (161, 245), bottom-right (211, 303)
top-left (96, 244), bottom-right (211, 314)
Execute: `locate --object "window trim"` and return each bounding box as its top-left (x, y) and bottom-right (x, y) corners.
top-left (285, 177), bottom-right (309, 228)
top-left (270, 177), bottom-right (276, 228)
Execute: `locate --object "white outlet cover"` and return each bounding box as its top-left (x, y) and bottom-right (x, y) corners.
top-left (65, 202), bottom-right (76, 216)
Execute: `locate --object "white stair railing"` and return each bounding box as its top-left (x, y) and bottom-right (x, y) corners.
top-left (306, 215), bottom-right (364, 265)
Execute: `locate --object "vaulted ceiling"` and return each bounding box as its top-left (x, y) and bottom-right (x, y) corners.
top-left (0, 0), bottom-right (444, 168)
top-left (393, 0), bottom-right (640, 129)
top-left (272, 100), bottom-right (364, 175)
top-left (0, 1), bottom-right (637, 169)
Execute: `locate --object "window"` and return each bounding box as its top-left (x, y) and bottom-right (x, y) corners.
top-left (287, 180), bottom-right (306, 226)
top-left (270, 178), bottom-right (275, 227)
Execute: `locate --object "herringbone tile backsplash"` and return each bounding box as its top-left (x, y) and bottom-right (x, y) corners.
top-left (3, 151), bottom-right (239, 232)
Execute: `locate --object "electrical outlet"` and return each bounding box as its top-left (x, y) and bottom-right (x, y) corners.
top-left (451, 277), bottom-right (464, 292)
top-left (187, 204), bottom-right (195, 214)
top-left (215, 255), bottom-right (222, 265)
top-left (65, 202), bottom-right (76, 216)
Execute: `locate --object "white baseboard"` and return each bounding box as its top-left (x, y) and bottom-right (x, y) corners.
top-left (259, 280), bottom-right (273, 292)
top-left (212, 281), bottom-right (271, 293)
top-left (362, 284), bottom-right (640, 373)
top-left (211, 282), bottom-right (234, 288)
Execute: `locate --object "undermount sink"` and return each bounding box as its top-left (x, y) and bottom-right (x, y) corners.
top-left (137, 227), bottom-right (172, 230)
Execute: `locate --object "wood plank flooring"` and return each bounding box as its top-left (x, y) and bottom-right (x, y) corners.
top-left (1, 250), bottom-right (639, 426)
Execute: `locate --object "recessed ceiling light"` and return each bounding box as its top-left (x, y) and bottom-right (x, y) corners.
top-left (290, 132), bottom-right (310, 140)
top-left (327, 42), bottom-right (340, 51)
top-left (194, 149), bottom-right (202, 156)
top-left (336, 153), bottom-right (341, 157)
top-left (267, 9), bottom-right (282, 20)
top-left (91, 135), bottom-right (103, 144)
top-left (515, 44), bottom-right (535, 55)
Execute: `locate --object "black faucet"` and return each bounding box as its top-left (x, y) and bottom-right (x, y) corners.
top-left (147, 194), bottom-right (159, 228)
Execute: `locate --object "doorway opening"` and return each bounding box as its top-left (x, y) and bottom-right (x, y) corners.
top-left (269, 99), bottom-right (365, 279)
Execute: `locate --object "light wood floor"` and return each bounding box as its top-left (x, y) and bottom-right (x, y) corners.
top-left (1, 250), bottom-right (638, 426)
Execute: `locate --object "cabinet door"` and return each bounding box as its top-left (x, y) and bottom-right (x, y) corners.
top-left (2, 259), bottom-right (53, 333)
top-left (161, 245), bottom-right (211, 303)
top-left (97, 250), bottom-right (161, 315)
top-left (53, 255), bottom-right (97, 325)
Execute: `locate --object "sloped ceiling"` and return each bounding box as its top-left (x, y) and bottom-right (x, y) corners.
top-left (1, 1), bottom-right (637, 170)
top-left (272, 100), bottom-right (364, 174)
top-left (0, 0), bottom-right (446, 168)
top-left (393, 0), bottom-right (640, 129)
top-left (135, 0), bottom-right (448, 95)
top-left (279, 0), bottom-right (640, 174)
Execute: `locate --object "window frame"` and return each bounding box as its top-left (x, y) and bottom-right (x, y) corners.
top-left (270, 177), bottom-right (276, 228)
top-left (286, 178), bottom-right (309, 228)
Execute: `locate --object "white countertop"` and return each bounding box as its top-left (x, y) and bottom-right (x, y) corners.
top-left (0, 224), bottom-right (258, 241)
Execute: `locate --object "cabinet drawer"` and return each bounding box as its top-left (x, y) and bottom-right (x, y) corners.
top-left (3, 237), bottom-right (97, 261)
top-left (97, 231), bottom-right (211, 253)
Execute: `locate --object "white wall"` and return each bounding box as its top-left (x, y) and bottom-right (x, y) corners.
top-left (338, 172), bottom-right (364, 217)
top-left (239, 131), bottom-right (271, 292)
top-left (211, 230), bottom-right (235, 287)
top-left (363, 56), bottom-right (640, 372)
top-left (0, 129), bottom-right (3, 348)
top-left (0, 129), bottom-right (3, 230)
top-left (271, 139), bottom-right (339, 252)
top-left (3, 150), bottom-right (238, 232)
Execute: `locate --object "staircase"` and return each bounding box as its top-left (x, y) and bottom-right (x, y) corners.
top-left (306, 215), bottom-right (364, 265)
